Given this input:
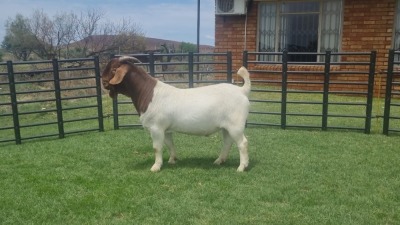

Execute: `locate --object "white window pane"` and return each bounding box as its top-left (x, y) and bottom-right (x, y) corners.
top-left (259, 2), bottom-right (277, 61)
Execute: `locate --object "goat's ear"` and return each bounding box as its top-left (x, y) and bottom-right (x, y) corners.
top-left (109, 64), bottom-right (129, 85)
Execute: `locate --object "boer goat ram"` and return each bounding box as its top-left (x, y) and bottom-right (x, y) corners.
top-left (101, 56), bottom-right (251, 172)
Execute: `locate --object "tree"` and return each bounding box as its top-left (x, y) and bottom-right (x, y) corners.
top-left (53, 9), bottom-right (145, 58)
top-left (29, 10), bottom-right (58, 59)
top-left (73, 15), bottom-right (146, 57)
top-left (180, 42), bottom-right (197, 53)
top-left (1, 14), bottom-right (39, 61)
top-left (53, 12), bottom-right (78, 58)
top-left (2, 9), bottom-right (146, 60)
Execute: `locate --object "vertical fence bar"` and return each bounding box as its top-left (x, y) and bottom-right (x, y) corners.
top-left (111, 49), bottom-right (119, 129)
top-left (281, 50), bottom-right (288, 129)
top-left (52, 58), bottom-right (64, 138)
top-left (113, 97), bottom-right (119, 130)
top-left (365, 51), bottom-right (376, 134)
top-left (94, 56), bottom-right (104, 132)
top-left (227, 51), bottom-right (232, 83)
top-left (322, 51), bottom-right (331, 131)
top-left (242, 50), bottom-right (248, 68)
top-left (149, 52), bottom-right (155, 77)
top-left (383, 50), bottom-right (394, 135)
top-left (7, 61), bottom-right (21, 144)
top-left (188, 52), bottom-right (194, 88)
top-left (196, 52), bottom-right (200, 82)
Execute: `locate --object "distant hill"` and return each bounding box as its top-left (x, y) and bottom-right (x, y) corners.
top-left (0, 36), bottom-right (214, 61)
top-left (71, 35), bottom-right (214, 54)
top-left (144, 37), bottom-right (214, 53)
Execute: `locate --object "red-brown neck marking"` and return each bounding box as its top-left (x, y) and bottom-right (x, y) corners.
top-left (115, 65), bottom-right (157, 115)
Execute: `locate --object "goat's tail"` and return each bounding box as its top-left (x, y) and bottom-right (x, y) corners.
top-left (237, 66), bottom-right (251, 96)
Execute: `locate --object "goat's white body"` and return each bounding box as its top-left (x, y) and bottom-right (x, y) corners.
top-left (139, 67), bottom-right (250, 172)
top-left (103, 56), bottom-right (251, 172)
top-left (140, 82), bottom-right (249, 136)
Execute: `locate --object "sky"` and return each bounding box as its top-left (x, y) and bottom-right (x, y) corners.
top-left (0, 0), bottom-right (216, 46)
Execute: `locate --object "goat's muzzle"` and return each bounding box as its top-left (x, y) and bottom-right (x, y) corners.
top-left (101, 80), bottom-right (116, 98)
top-left (101, 78), bottom-right (110, 89)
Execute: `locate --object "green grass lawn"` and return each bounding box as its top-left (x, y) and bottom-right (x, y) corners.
top-left (1, 81), bottom-right (400, 224)
top-left (1, 125), bottom-right (400, 224)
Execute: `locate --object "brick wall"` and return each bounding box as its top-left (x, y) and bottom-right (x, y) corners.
top-left (342, 0), bottom-right (395, 96)
top-left (214, 0), bottom-right (397, 97)
top-left (342, 0), bottom-right (395, 69)
top-left (214, 1), bottom-right (258, 68)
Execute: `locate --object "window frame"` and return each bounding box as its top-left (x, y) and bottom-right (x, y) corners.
top-left (393, 0), bottom-right (400, 51)
top-left (257, 0), bottom-right (343, 62)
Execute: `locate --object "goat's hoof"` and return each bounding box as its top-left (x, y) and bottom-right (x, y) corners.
top-left (213, 158), bottom-right (225, 165)
top-left (168, 157), bottom-right (177, 164)
top-left (150, 164), bottom-right (161, 172)
top-left (237, 164), bottom-right (248, 172)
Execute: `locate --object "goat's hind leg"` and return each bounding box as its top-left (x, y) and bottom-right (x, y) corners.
top-left (214, 129), bottom-right (234, 165)
top-left (224, 127), bottom-right (249, 172)
top-left (164, 132), bottom-right (177, 164)
top-left (235, 134), bottom-right (249, 172)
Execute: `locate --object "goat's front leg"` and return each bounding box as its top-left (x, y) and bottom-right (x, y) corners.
top-left (150, 129), bottom-right (165, 172)
top-left (164, 132), bottom-right (177, 164)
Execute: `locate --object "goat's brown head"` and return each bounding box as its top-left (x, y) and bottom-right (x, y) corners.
top-left (101, 56), bottom-right (142, 98)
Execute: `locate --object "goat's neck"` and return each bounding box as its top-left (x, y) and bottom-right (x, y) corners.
top-left (122, 70), bottom-right (157, 115)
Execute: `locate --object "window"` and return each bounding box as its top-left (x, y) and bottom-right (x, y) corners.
top-left (258, 0), bottom-right (343, 62)
top-left (393, 0), bottom-right (400, 51)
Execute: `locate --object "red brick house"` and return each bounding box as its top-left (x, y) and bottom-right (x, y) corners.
top-left (214, 0), bottom-right (399, 95)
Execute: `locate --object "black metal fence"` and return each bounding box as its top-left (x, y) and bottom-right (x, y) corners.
top-left (0, 57), bottom-right (103, 144)
top-left (243, 50), bottom-right (376, 133)
top-left (1, 50), bottom-right (400, 145)
top-left (383, 50), bottom-right (400, 135)
top-left (109, 50), bottom-right (400, 135)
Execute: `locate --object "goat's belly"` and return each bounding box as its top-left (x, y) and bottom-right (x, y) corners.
top-left (168, 123), bottom-right (221, 136)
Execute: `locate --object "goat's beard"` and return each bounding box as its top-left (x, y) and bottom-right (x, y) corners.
top-left (109, 89), bottom-right (117, 98)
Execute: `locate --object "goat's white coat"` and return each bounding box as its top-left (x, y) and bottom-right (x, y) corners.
top-left (103, 56), bottom-right (251, 172)
top-left (139, 66), bottom-right (251, 172)
top-left (141, 83), bottom-right (249, 135)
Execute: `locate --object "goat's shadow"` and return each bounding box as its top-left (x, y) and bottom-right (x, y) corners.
top-left (127, 155), bottom-right (256, 172)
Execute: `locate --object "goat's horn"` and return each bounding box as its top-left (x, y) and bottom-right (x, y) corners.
top-left (119, 56), bottom-right (142, 64)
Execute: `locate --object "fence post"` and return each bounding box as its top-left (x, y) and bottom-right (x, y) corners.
top-left (149, 52), bottom-right (155, 77)
top-left (242, 50), bottom-right (248, 68)
top-left (281, 50), bottom-right (288, 129)
top-left (7, 61), bottom-right (21, 144)
top-left (322, 51), bottom-right (331, 131)
top-left (383, 49), bottom-right (394, 135)
top-left (188, 52), bottom-right (194, 88)
top-left (94, 56), bottom-right (104, 132)
top-left (110, 53), bottom-right (119, 129)
top-left (113, 97), bottom-right (119, 130)
top-left (227, 51), bottom-right (232, 83)
top-left (365, 51), bottom-right (376, 134)
top-left (52, 58), bottom-right (65, 138)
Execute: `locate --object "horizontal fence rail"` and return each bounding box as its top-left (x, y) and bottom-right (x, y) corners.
top-left (0, 57), bottom-right (104, 144)
top-left (243, 50), bottom-right (376, 133)
top-left (111, 52), bottom-right (233, 129)
top-left (383, 50), bottom-right (400, 135)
